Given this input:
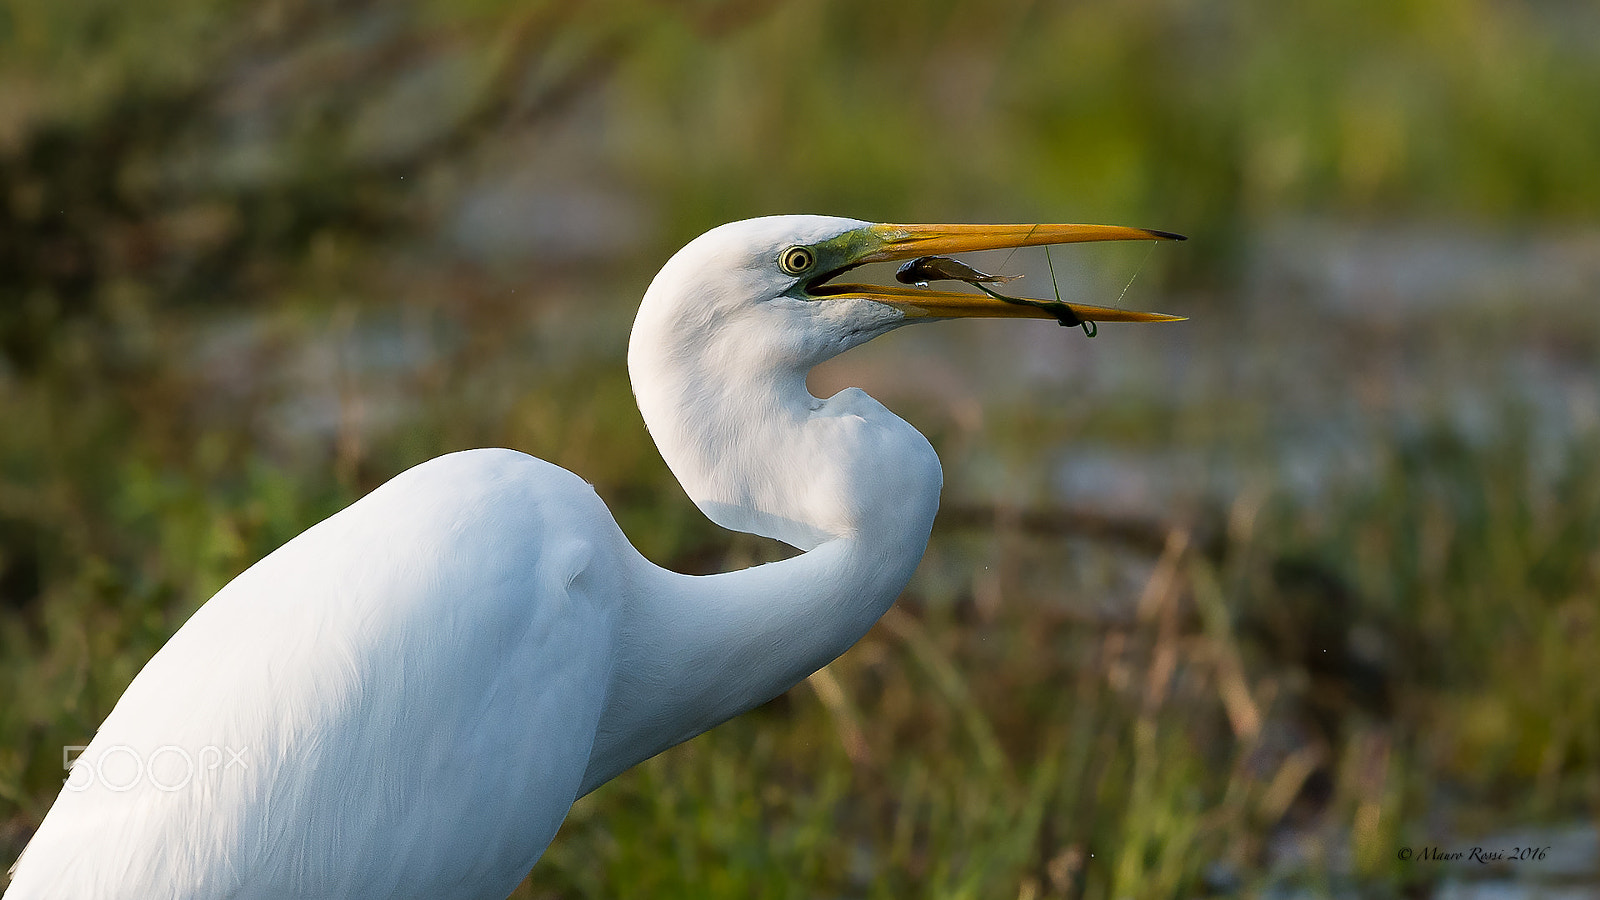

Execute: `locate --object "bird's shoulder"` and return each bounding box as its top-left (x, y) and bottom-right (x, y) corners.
top-left (382, 447), bottom-right (608, 520)
top-left (311, 447), bottom-right (618, 583)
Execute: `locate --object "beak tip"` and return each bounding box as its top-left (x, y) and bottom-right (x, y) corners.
top-left (1149, 229), bottom-right (1188, 242)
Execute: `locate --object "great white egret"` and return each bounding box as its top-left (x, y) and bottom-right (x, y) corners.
top-left (5, 215), bottom-right (1182, 898)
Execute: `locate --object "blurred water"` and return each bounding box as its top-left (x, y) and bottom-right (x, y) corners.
top-left (1251, 220), bottom-right (1600, 319)
top-left (1039, 218), bottom-right (1599, 517)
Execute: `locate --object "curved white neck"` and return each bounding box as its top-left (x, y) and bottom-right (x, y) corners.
top-left (583, 306), bottom-right (942, 791)
top-left (579, 521), bottom-right (928, 792)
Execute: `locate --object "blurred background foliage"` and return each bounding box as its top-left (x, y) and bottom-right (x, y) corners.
top-left (1, 0), bottom-right (1598, 897)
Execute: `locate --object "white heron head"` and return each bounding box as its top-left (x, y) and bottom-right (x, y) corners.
top-left (632, 215), bottom-right (1183, 380)
top-left (628, 214), bottom-right (1183, 548)
top-left (629, 216), bottom-right (893, 383)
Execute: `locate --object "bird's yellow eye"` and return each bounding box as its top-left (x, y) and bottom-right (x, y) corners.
top-left (778, 246), bottom-right (815, 276)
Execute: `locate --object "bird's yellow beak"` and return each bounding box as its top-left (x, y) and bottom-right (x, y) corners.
top-left (811, 222), bottom-right (1186, 324)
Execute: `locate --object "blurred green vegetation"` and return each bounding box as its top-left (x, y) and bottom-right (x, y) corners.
top-left (2, 0), bottom-right (1598, 896)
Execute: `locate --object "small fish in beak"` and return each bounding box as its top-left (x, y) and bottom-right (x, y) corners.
top-left (892, 253), bottom-right (1091, 334)
top-left (894, 256), bottom-right (1023, 288)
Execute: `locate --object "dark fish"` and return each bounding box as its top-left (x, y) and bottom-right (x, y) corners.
top-left (894, 256), bottom-right (1022, 287)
